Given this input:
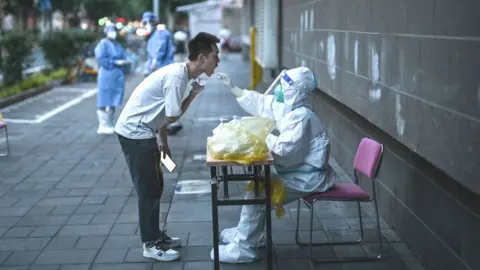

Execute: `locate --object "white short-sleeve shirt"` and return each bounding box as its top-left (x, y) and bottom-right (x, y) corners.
top-left (115, 62), bottom-right (190, 139)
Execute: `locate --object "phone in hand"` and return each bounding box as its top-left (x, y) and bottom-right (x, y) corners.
top-left (160, 152), bottom-right (176, 172)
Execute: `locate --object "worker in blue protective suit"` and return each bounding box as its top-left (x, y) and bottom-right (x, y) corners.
top-left (142, 11), bottom-right (182, 135)
top-left (94, 24), bottom-right (128, 135)
top-left (142, 11), bottom-right (175, 74)
top-left (214, 67), bottom-right (337, 263)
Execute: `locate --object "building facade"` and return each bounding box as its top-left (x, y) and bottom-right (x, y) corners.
top-left (243, 1), bottom-right (480, 269)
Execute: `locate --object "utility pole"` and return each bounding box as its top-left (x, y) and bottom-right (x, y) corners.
top-left (153, 0), bottom-right (160, 21)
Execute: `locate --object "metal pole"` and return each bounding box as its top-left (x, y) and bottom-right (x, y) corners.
top-left (153, 0), bottom-right (160, 21)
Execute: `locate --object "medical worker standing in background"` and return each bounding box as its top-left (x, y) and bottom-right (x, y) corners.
top-left (94, 24), bottom-right (128, 135)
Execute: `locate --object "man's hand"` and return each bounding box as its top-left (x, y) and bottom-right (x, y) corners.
top-left (191, 81), bottom-right (203, 94)
top-left (157, 125), bottom-right (170, 158)
top-left (158, 143), bottom-right (171, 159)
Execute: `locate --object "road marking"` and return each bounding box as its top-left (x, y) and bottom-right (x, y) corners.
top-left (3, 88), bottom-right (97, 124)
top-left (175, 180), bottom-right (211, 195)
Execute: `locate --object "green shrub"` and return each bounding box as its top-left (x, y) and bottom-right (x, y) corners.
top-left (70, 30), bottom-right (99, 50)
top-left (40, 30), bottom-right (78, 70)
top-left (40, 30), bottom-right (99, 83)
top-left (0, 31), bottom-right (34, 86)
top-left (49, 68), bottom-right (68, 80)
top-left (0, 68), bottom-right (66, 99)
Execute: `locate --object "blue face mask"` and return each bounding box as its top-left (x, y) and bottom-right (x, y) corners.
top-left (273, 84), bottom-right (284, 103)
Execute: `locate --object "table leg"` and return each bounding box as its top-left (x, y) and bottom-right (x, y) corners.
top-left (210, 166), bottom-right (220, 270)
top-left (264, 165), bottom-right (273, 270)
top-left (222, 166), bottom-right (229, 199)
top-left (253, 166), bottom-right (260, 198)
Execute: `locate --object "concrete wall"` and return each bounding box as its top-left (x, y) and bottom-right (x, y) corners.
top-left (280, 0), bottom-right (480, 269)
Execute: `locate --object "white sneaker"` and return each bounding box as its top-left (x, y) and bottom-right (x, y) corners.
top-left (143, 242), bottom-right (180, 261)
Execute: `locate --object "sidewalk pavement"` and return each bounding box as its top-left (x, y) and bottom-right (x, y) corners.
top-left (0, 54), bottom-right (425, 270)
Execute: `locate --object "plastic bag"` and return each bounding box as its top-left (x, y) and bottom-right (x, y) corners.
top-left (245, 178), bottom-right (286, 218)
top-left (207, 116), bottom-right (275, 164)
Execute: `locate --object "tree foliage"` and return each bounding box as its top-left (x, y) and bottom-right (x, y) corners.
top-left (48, 0), bottom-right (204, 21)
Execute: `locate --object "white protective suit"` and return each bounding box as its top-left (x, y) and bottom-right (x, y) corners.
top-left (212, 67), bottom-right (337, 263)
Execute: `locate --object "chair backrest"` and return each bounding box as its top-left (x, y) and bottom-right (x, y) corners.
top-left (353, 137), bottom-right (384, 179)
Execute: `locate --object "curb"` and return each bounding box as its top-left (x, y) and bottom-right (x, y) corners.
top-left (0, 79), bottom-right (62, 109)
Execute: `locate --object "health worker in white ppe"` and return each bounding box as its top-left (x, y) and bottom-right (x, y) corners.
top-left (214, 67), bottom-right (337, 263)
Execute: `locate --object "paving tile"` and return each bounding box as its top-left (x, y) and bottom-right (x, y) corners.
top-left (30, 226), bottom-right (61, 237)
top-left (66, 214), bottom-right (94, 225)
top-left (34, 250), bottom-right (97, 265)
top-left (3, 251), bottom-right (40, 266)
top-left (57, 225), bottom-right (112, 237)
top-left (109, 223), bottom-right (138, 235)
top-left (152, 262), bottom-right (184, 270)
top-left (29, 265), bottom-right (61, 270)
top-left (74, 235), bottom-right (106, 250)
top-left (0, 238), bottom-right (51, 251)
top-left (90, 263), bottom-right (153, 270)
top-left (2, 227), bottom-right (36, 238)
top-left (94, 248), bottom-right (128, 263)
top-left (45, 236), bottom-right (78, 250)
top-left (90, 214), bottom-right (118, 225)
top-left (59, 265), bottom-right (90, 270)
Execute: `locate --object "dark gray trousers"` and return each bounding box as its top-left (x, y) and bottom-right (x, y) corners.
top-left (118, 134), bottom-right (163, 243)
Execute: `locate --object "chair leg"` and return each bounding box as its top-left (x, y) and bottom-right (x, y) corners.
top-left (307, 200), bottom-right (383, 263)
top-left (294, 199), bottom-right (302, 245)
top-left (308, 202), bottom-right (314, 258)
top-left (295, 200), bottom-right (363, 247)
top-left (357, 200), bottom-right (365, 243)
top-left (372, 197), bottom-right (383, 259)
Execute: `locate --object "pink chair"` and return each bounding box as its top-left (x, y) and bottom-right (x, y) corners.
top-left (0, 121), bottom-right (9, 156)
top-left (294, 137), bottom-right (384, 263)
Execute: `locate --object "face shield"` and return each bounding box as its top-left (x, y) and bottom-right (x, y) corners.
top-left (265, 67), bottom-right (317, 107)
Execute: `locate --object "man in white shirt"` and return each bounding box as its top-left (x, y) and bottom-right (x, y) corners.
top-left (115, 32), bottom-right (220, 262)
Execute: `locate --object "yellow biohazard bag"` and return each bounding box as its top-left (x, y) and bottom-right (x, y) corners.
top-left (245, 178), bottom-right (286, 218)
top-left (207, 117), bottom-right (275, 164)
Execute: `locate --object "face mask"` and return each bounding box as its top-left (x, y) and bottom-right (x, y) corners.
top-left (106, 31), bottom-right (117, 39)
top-left (273, 84), bottom-right (284, 103)
top-left (145, 24), bottom-right (153, 33)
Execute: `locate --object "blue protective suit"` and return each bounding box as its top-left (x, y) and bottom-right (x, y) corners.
top-left (146, 29), bottom-right (175, 74)
top-left (94, 38), bottom-right (126, 108)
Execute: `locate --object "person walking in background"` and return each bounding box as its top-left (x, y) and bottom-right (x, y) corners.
top-left (218, 24), bottom-right (232, 60)
top-left (94, 24), bottom-right (128, 135)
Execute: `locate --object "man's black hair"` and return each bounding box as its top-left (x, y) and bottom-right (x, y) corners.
top-left (188, 32), bottom-right (220, 61)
